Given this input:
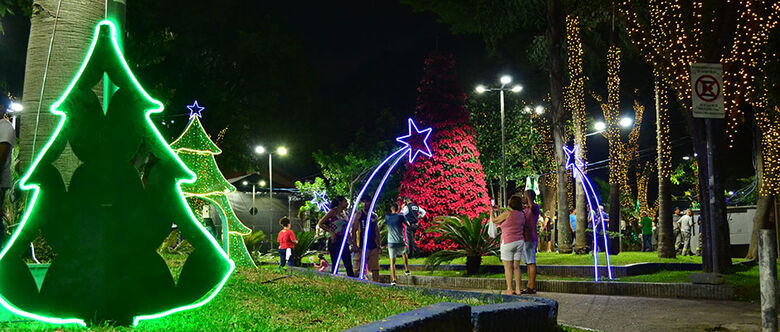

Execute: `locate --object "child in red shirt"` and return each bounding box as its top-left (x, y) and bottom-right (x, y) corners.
top-left (277, 217), bottom-right (298, 270)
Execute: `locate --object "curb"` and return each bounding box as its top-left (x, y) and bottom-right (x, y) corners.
top-left (392, 274), bottom-right (734, 300)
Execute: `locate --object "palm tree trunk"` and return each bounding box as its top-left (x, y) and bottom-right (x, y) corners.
top-left (20, 0), bottom-right (105, 184)
top-left (465, 255), bottom-right (482, 275)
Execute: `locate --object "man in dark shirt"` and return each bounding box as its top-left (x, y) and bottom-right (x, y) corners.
top-left (401, 197), bottom-right (426, 257)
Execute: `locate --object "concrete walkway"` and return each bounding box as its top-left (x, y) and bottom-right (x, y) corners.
top-left (463, 289), bottom-right (770, 332)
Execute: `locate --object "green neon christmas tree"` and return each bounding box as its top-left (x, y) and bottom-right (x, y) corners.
top-left (0, 21), bottom-right (233, 326)
top-left (170, 104), bottom-right (255, 268)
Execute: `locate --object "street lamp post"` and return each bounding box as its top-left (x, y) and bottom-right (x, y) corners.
top-left (476, 75), bottom-right (523, 207)
top-left (255, 145), bottom-right (288, 200)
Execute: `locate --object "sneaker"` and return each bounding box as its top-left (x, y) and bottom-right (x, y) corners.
top-left (390, 280), bottom-right (397, 286)
top-left (405, 271), bottom-right (411, 276)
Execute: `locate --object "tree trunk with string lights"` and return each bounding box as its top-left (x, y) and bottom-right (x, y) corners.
top-left (565, 15), bottom-right (589, 253)
top-left (547, 0), bottom-right (571, 253)
top-left (655, 79), bottom-right (675, 258)
top-left (597, 45), bottom-right (622, 255)
top-left (20, 0), bottom-right (105, 183)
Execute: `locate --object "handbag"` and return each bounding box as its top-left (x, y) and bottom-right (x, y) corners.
top-left (487, 215), bottom-right (498, 239)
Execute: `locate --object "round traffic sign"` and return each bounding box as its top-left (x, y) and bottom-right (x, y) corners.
top-left (695, 74), bottom-right (720, 102)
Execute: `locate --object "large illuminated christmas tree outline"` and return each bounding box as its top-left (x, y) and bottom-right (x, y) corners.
top-left (0, 21), bottom-right (233, 326)
top-left (171, 101), bottom-right (255, 268)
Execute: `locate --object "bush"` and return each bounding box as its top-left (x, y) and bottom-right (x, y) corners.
top-left (424, 213), bottom-right (499, 275)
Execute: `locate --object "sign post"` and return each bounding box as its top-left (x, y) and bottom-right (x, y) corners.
top-left (691, 63), bottom-right (725, 273)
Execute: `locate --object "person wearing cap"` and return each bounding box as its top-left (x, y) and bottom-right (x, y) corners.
top-left (0, 96), bottom-right (14, 246)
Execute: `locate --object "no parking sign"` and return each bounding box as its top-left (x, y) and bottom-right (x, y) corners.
top-left (691, 63), bottom-right (725, 119)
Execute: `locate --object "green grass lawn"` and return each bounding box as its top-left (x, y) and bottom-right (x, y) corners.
top-left (2, 267), bottom-right (494, 331)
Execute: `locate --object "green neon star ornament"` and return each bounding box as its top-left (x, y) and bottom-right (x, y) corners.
top-left (0, 21), bottom-right (234, 326)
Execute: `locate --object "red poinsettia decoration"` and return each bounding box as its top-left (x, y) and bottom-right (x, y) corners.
top-left (399, 51), bottom-right (491, 252)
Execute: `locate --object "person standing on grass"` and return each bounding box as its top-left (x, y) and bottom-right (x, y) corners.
top-left (351, 195), bottom-right (381, 281)
top-left (569, 209), bottom-right (576, 246)
top-left (493, 195), bottom-right (525, 295)
top-left (679, 210), bottom-right (694, 256)
top-left (400, 197), bottom-right (426, 257)
top-left (542, 215), bottom-right (553, 252)
top-left (521, 190), bottom-right (540, 295)
top-left (672, 207), bottom-right (683, 254)
top-left (385, 203), bottom-right (410, 285)
top-left (318, 196), bottom-right (355, 277)
top-left (639, 212), bottom-right (654, 252)
top-left (277, 217), bottom-right (298, 270)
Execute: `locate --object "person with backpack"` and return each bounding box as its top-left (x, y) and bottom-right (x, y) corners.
top-left (400, 197), bottom-right (426, 257)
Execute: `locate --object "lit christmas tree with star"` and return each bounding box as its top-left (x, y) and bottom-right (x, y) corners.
top-left (398, 51), bottom-right (491, 253)
top-left (171, 101), bottom-right (255, 268)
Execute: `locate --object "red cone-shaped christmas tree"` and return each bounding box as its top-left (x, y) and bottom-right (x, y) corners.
top-left (398, 51), bottom-right (491, 253)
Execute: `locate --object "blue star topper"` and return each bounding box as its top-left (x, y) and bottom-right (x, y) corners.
top-left (187, 100), bottom-right (205, 118)
top-left (396, 118), bottom-right (433, 163)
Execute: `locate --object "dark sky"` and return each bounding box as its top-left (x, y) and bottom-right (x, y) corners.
top-left (0, 1), bottom-right (755, 198)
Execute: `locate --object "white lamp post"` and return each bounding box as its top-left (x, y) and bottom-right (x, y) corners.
top-left (475, 76), bottom-right (523, 207)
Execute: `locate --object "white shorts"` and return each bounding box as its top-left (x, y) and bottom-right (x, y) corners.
top-left (500, 240), bottom-right (523, 261)
top-left (522, 241), bottom-right (537, 264)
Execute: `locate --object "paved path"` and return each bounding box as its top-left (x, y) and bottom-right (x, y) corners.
top-left (461, 289), bottom-right (770, 332)
top-left (540, 292), bottom-right (768, 332)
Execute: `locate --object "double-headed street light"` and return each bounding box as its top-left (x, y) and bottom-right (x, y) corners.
top-left (588, 116), bottom-right (633, 137)
top-left (475, 75), bottom-right (523, 207)
top-left (254, 145), bottom-right (288, 199)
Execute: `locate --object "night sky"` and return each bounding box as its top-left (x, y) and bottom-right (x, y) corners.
top-left (0, 1), bottom-right (756, 197)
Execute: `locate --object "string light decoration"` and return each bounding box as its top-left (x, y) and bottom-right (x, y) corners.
top-left (593, 47), bottom-right (647, 221)
top-left (636, 161), bottom-right (651, 217)
top-left (654, 78), bottom-right (673, 180)
top-left (618, 0), bottom-right (780, 149)
top-left (566, 15), bottom-right (588, 217)
top-left (596, 45), bottom-right (623, 189)
top-left (171, 103), bottom-right (255, 268)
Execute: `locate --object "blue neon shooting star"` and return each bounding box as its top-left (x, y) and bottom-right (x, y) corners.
top-left (311, 191), bottom-right (329, 212)
top-left (564, 145), bottom-right (613, 281)
top-left (332, 118), bottom-right (433, 279)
